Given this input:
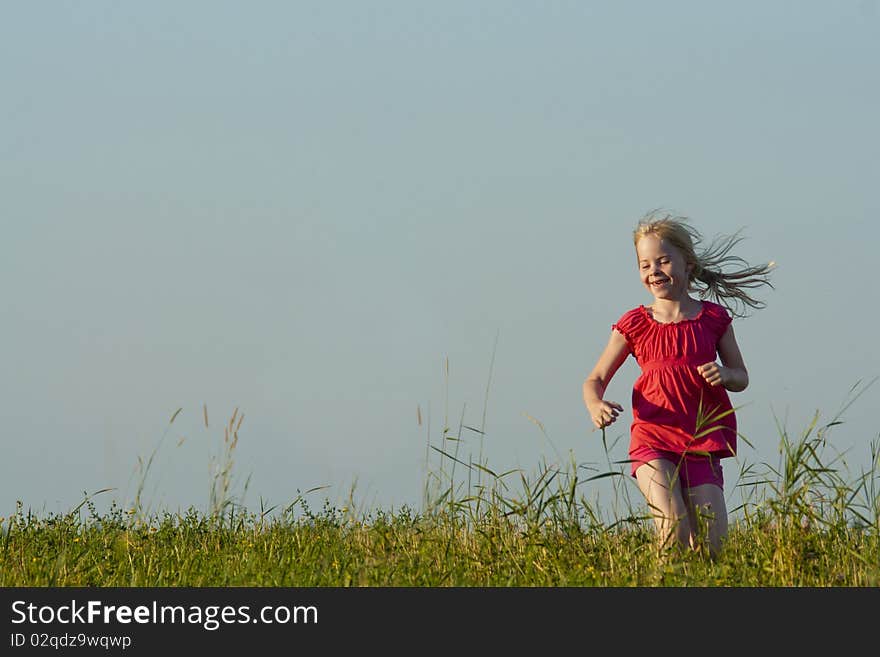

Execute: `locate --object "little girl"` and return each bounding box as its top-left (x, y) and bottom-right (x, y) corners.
top-left (583, 211), bottom-right (774, 557)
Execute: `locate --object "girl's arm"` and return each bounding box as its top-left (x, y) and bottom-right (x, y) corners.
top-left (583, 329), bottom-right (630, 429)
top-left (697, 324), bottom-right (749, 392)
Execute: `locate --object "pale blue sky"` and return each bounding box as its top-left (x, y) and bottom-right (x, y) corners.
top-left (3, 1), bottom-right (878, 518)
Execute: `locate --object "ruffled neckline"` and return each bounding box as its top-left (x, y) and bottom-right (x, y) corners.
top-left (639, 302), bottom-right (706, 326)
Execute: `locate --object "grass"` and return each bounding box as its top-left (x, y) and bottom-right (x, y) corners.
top-left (1, 380), bottom-right (879, 587)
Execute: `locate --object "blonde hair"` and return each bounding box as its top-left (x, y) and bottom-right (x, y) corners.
top-left (633, 209), bottom-right (775, 318)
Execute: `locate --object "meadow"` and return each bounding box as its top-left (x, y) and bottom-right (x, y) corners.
top-left (2, 381), bottom-right (879, 587)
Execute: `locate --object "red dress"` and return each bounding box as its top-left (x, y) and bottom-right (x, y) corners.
top-left (612, 300), bottom-right (737, 458)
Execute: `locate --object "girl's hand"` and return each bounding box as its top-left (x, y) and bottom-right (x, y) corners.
top-left (588, 400), bottom-right (624, 429)
top-left (697, 361), bottom-right (728, 387)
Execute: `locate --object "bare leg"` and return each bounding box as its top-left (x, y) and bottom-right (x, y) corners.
top-left (635, 459), bottom-right (691, 551)
top-left (684, 484), bottom-right (728, 558)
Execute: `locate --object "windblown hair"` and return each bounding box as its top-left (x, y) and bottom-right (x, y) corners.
top-left (633, 209), bottom-right (775, 318)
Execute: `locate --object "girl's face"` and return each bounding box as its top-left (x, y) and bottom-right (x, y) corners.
top-left (636, 233), bottom-right (692, 301)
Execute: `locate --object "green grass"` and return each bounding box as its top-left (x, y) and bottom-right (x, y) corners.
top-left (2, 381), bottom-right (879, 587)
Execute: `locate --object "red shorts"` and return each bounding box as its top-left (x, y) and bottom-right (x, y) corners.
top-left (629, 445), bottom-right (724, 489)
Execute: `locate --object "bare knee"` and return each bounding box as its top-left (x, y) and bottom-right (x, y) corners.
top-left (635, 460), bottom-right (691, 549)
top-left (686, 484), bottom-right (729, 557)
